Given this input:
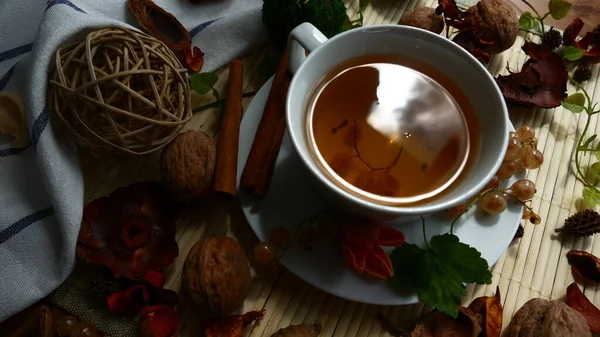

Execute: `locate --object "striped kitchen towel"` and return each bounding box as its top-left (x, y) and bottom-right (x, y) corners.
top-left (0, 0), bottom-right (266, 322)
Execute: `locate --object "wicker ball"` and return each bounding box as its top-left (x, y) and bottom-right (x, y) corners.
top-left (49, 27), bottom-right (192, 156)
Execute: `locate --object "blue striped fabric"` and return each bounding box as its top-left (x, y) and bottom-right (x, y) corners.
top-left (0, 63), bottom-right (18, 91)
top-left (189, 18), bottom-right (222, 38)
top-left (0, 207), bottom-right (55, 245)
top-left (0, 44), bottom-right (33, 64)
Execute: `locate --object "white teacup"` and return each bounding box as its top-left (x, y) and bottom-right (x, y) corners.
top-left (285, 22), bottom-right (509, 221)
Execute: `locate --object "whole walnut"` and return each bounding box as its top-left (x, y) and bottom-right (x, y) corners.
top-left (160, 130), bottom-right (216, 202)
top-left (399, 6), bottom-right (444, 34)
top-left (465, 0), bottom-right (518, 54)
top-left (504, 298), bottom-right (592, 336)
top-left (182, 237), bottom-right (251, 316)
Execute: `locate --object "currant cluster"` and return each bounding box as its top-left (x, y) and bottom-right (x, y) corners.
top-left (448, 125), bottom-right (544, 225)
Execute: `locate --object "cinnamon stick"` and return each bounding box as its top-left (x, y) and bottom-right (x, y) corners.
top-left (240, 48), bottom-right (291, 195)
top-left (214, 59), bottom-right (244, 196)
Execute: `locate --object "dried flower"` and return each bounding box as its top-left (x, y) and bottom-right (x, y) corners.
top-left (542, 28), bottom-right (562, 49)
top-left (203, 310), bottom-right (266, 337)
top-left (563, 18), bottom-right (600, 64)
top-left (139, 306), bottom-right (180, 337)
top-left (76, 182), bottom-right (180, 279)
top-left (556, 209), bottom-right (600, 237)
top-left (567, 282), bottom-right (600, 333)
top-left (566, 250), bottom-right (600, 283)
top-left (513, 225), bottom-right (524, 240)
top-left (467, 287), bottom-right (503, 337)
top-left (574, 68), bottom-right (593, 83)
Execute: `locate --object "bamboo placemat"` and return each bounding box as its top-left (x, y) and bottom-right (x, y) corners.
top-left (75, 0), bottom-right (600, 335)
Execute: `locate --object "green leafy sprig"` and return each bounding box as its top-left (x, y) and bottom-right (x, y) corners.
top-left (518, 0), bottom-right (571, 36)
top-left (561, 79), bottom-right (600, 207)
top-left (390, 219), bottom-right (492, 319)
top-left (189, 71), bottom-right (258, 114)
top-left (341, 0), bottom-right (370, 31)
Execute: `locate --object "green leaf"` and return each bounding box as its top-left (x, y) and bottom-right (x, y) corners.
top-left (596, 150), bottom-right (600, 161)
top-left (561, 93), bottom-right (586, 113)
top-left (548, 0), bottom-right (572, 19)
top-left (583, 187), bottom-right (600, 206)
top-left (390, 234), bottom-right (492, 318)
top-left (190, 72), bottom-right (219, 95)
top-left (518, 12), bottom-right (538, 30)
top-left (563, 45), bottom-right (585, 61)
top-left (591, 162), bottom-right (600, 179)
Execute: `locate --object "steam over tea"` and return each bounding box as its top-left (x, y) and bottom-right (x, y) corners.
top-left (307, 54), bottom-right (480, 205)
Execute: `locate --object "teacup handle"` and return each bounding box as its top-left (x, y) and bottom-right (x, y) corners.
top-left (288, 22), bottom-right (328, 75)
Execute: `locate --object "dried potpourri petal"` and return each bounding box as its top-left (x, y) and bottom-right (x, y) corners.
top-left (340, 242), bottom-right (366, 274)
top-left (76, 181), bottom-right (180, 279)
top-left (563, 18), bottom-right (600, 64)
top-left (138, 306), bottom-right (180, 337)
top-left (411, 307), bottom-right (483, 337)
top-left (203, 310), bottom-right (266, 337)
top-left (566, 250), bottom-right (600, 283)
top-left (566, 282), bottom-right (600, 333)
top-left (495, 41), bottom-right (568, 108)
top-left (363, 244), bottom-right (394, 280)
top-left (556, 209), bottom-right (600, 237)
top-left (467, 286), bottom-right (503, 337)
top-left (127, 0), bottom-right (204, 72)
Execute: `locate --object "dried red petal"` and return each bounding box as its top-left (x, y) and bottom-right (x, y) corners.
top-left (567, 250), bottom-right (600, 283)
top-left (107, 285), bottom-right (149, 313)
top-left (203, 310), bottom-right (266, 337)
top-left (185, 46), bottom-right (205, 73)
top-left (363, 244), bottom-right (394, 280)
top-left (143, 271), bottom-right (166, 289)
top-left (76, 182), bottom-right (180, 278)
top-left (495, 41), bottom-right (567, 108)
top-left (452, 30), bottom-right (492, 64)
top-left (139, 306), bottom-right (180, 337)
top-left (563, 18), bottom-right (600, 64)
top-left (437, 0), bottom-right (469, 30)
top-left (374, 225), bottom-right (405, 247)
top-left (341, 222), bottom-right (380, 244)
top-left (341, 242), bottom-right (366, 274)
top-left (566, 282), bottom-right (600, 333)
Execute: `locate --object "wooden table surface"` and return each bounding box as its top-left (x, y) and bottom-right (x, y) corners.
top-left (3, 0), bottom-right (600, 336)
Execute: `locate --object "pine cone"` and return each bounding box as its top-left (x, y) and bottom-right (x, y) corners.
top-left (574, 67), bottom-right (592, 83)
top-left (555, 209), bottom-right (600, 237)
top-left (542, 28), bottom-right (562, 49)
top-left (513, 225), bottom-right (524, 240)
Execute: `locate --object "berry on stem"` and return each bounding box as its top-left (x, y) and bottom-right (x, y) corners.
top-left (497, 160), bottom-right (517, 179)
top-left (505, 137), bottom-right (524, 160)
top-left (254, 241), bottom-right (276, 264)
top-left (516, 125), bottom-right (535, 142)
top-left (521, 148), bottom-right (544, 169)
top-left (480, 190), bottom-right (507, 215)
top-left (510, 179), bottom-right (536, 201)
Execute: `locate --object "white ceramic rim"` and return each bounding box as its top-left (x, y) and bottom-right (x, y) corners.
top-left (285, 24), bottom-right (510, 216)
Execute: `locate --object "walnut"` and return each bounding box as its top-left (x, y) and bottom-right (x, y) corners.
top-left (505, 298), bottom-right (592, 336)
top-left (182, 237), bottom-right (252, 316)
top-left (465, 0), bottom-right (518, 54)
top-left (160, 130), bottom-right (216, 203)
top-left (399, 6), bottom-right (444, 34)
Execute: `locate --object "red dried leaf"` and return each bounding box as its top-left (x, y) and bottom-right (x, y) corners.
top-left (76, 181), bottom-right (180, 279)
top-left (567, 250), bottom-right (600, 283)
top-left (495, 42), bottom-right (568, 108)
top-left (563, 18), bottom-right (600, 64)
top-left (364, 244), bottom-right (394, 280)
top-left (452, 31), bottom-right (492, 64)
top-left (127, 0), bottom-right (191, 50)
top-left (143, 270), bottom-right (166, 289)
top-left (107, 285), bottom-right (149, 313)
top-left (437, 0), bottom-right (470, 30)
top-left (184, 46), bottom-right (205, 73)
top-left (341, 242), bottom-right (366, 274)
top-left (467, 286), bottom-right (502, 337)
top-left (566, 282), bottom-right (600, 333)
top-left (374, 225), bottom-right (405, 247)
top-left (203, 310), bottom-right (266, 337)
top-left (139, 306), bottom-right (180, 337)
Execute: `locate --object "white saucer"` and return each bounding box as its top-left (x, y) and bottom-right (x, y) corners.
top-left (236, 77), bottom-right (522, 306)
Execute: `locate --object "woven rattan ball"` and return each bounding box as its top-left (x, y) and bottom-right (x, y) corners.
top-left (49, 27), bottom-right (192, 156)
